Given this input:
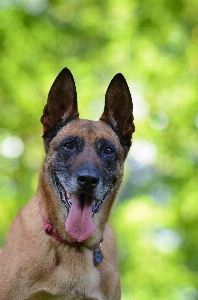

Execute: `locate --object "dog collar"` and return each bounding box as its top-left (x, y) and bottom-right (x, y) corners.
top-left (40, 210), bottom-right (103, 264)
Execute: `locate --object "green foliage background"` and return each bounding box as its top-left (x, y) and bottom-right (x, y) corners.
top-left (0, 0), bottom-right (198, 299)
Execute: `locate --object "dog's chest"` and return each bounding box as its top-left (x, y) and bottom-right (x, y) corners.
top-left (56, 262), bottom-right (102, 299)
top-left (33, 250), bottom-right (103, 300)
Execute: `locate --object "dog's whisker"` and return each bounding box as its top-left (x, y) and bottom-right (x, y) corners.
top-left (67, 193), bottom-right (71, 200)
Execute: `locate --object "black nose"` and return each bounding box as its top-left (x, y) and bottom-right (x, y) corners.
top-left (77, 169), bottom-right (100, 190)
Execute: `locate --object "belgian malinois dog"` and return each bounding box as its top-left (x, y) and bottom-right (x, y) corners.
top-left (0, 68), bottom-right (135, 300)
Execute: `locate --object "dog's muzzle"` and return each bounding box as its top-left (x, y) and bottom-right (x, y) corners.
top-left (54, 169), bottom-right (106, 215)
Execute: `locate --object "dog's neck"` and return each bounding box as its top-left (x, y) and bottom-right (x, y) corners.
top-left (40, 209), bottom-right (104, 264)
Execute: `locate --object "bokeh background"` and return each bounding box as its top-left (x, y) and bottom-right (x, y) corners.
top-left (0, 0), bottom-right (198, 299)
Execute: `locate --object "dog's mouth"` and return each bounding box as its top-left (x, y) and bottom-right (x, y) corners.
top-left (55, 177), bottom-right (105, 242)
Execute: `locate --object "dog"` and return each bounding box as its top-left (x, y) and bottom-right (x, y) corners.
top-left (0, 68), bottom-right (135, 300)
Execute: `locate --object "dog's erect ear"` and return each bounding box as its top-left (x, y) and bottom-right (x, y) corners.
top-left (41, 67), bottom-right (78, 133)
top-left (40, 68), bottom-right (79, 151)
top-left (100, 73), bottom-right (135, 153)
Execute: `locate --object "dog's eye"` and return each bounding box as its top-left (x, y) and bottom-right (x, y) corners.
top-left (64, 142), bottom-right (74, 150)
top-left (104, 147), bottom-right (114, 155)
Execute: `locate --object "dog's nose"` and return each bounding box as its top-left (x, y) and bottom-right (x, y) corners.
top-left (77, 169), bottom-right (100, 189)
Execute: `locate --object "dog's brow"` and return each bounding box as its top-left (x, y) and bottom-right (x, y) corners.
top-left (58, 136), bottom-right (84, 150)
top-left (96, 138), bottom-right (116, 149)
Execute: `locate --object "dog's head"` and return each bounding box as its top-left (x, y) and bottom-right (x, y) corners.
top-left (40, 68), bottom-right (135, 243)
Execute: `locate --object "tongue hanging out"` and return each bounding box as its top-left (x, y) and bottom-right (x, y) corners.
top-left (65, 194), bottom-right (95, 242)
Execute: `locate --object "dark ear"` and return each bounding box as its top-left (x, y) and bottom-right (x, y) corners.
top-left (40, 68), bottom-right (79, 151)
top-left (100, 73), bottom-right (135, 154)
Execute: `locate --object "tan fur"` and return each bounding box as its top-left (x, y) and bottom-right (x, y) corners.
top-left (0, 68), bottom-right (134, 300)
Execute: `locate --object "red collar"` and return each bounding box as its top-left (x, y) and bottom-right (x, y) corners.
top-left (40, 210), bottom-right (103, 250)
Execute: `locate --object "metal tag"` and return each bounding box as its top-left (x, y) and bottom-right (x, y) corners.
top-left (94, 250), bottom-right (103, 264)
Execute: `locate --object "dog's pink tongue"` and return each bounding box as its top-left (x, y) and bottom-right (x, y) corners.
top-left (65, 194), bottom-right (95, 242)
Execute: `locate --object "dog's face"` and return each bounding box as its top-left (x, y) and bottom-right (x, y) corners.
top-left (50, 119), bottom-right (124, 203)
top-left (40, 68), bottom-right (135, 242)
